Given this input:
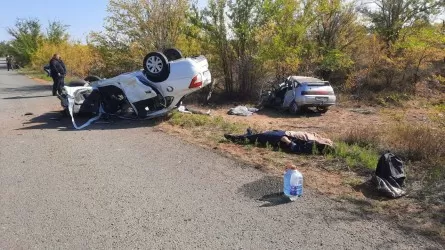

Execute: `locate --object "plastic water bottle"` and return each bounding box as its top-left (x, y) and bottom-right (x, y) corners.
top-left (283, 165), bottom-right (303, 201)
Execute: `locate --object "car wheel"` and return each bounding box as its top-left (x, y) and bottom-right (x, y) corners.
top-left (289, 101), bottom-right (300, 114)
top-left (163, 48), bottom-right (183, 61)
top-left (84, 75), bottom-right (101, 83)
top-left (143, 52), bottom-right (170, 82)
top-left (317, 107), bottom-right (329, 113)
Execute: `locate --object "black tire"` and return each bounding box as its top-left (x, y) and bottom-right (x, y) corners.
top-left (143, 52), bottom-right (170, 82)
top-left (289, 101), bottom-right (300, 114)
top-left (66, 79), bottom-right (89, 87)
top-left (84, 75), bottom-right (101, 83)
top-left (317, 106), bottom-right (329, 113)
top-left (163, 48), bottom-right (183, 61)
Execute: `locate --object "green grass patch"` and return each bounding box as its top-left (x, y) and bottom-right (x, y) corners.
top-left (330, 142), bottom-right (379, 171)
top-left (18, 67), bottom-right (52, 81)
top-left (18, 67), bottom-right (76, 82)
top-left (168, 111), bottom-right (244, 134)
top-left (432, 103), bottom-right (445, 113)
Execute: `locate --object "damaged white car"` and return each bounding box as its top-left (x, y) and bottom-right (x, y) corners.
top-left (58, 49), bottom-right (211, 129)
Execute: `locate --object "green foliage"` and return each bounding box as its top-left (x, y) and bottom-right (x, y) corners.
top-left (256, 0), bottom-right (311, 79)
top-left (168, 112), bottom-right (244, 134)
top-left (46, 21), bottom-right (69, 44)
top-left (0, 41), bottom-right (10, 57)
top-left (7, 18), bottom-right (43, 66)
top-left (89, 0), bottom-right (190, 76)
top-left (330, 142), bottom-right (379, 171)
top-left (5, 0), bottom-right (444, 104)
top-left (360, 0), bottom-right (445, 48)
top-left (320, 49), bottom-right (353, 72)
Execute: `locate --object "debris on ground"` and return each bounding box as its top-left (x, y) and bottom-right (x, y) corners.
top-left (372, 152), bottom-right (406, 198)
top-left (228, 106), bottom-right (259, 116)
top-left (178, 104), bottom-right (211, 115)
top-left (24, 112), bottom-right (34, 116)
top-left (224, 129), bottom-right (333, 154)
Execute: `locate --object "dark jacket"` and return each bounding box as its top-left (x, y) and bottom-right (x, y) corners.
top-left (59, 59), bottom-right (66, 74)
top-left (49, 58), bottom-right (65, 77)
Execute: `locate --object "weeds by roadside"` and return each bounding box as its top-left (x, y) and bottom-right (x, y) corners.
top-left (163, 110), bottom-right (444, 242)
top-left (18, 67), bottom-right (52, 81)
top-left (18, 67), bottom-right (76, 83)
top-left (328, 142), bottom-right (379, 171)
top-left (168, 111), bottom-right (244, 134)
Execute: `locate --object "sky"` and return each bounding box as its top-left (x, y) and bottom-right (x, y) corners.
top-left (0, 0), bottom-right (207, 42)
top-left (0, 0), bottom-right (108, 42)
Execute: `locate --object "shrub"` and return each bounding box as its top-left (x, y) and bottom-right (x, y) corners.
top-left (387, 124), bottom-right (445, 163)
top-left (330, 142), bottom-right (379, 171)
top-left (168, 112), bottom-right (244, 134)
top-left (31, 40), bottom-right (101, 77)
top-left (341, 126), bottom-right (381, 148)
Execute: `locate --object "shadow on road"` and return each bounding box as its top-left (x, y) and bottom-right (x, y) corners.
top-left (238, 175), bottom-right (293, 207)
top-left (18, 111), bottom-right (165, 131)
top-left (258, 192), bottom-right (292, 207)
top-left (2, 84), bottom-right (52, 94)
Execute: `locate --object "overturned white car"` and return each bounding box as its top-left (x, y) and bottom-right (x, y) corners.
top-left (59, 49), bottom-right (211, 129)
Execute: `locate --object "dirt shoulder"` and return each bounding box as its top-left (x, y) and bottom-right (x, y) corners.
top-left (158, 102), bottom-right (444, 243)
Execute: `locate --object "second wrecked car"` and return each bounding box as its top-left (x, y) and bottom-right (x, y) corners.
top-left (260, 76), bottom-right (336, 114)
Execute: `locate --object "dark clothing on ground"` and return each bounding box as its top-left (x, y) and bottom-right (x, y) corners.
top-left (224, 130), bottom-right (331, 154)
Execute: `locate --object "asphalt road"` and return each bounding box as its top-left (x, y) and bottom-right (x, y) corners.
top-left (0, 68), bottom-right (442, 249)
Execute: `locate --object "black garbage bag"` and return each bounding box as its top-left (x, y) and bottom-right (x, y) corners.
top-left (372, 152), bottom-right (406, 198)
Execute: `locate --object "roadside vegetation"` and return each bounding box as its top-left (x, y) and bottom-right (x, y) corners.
top-left (1, 0), bottom-right (444, 241)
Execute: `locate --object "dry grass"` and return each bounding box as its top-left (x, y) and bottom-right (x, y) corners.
top-left (341, 125), bottom-right (381, 148)
top-left (387, 124), bottom-right (445, 163)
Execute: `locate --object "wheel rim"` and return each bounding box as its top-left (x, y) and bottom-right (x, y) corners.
top-left (146, 56), bottom-right (163, 74)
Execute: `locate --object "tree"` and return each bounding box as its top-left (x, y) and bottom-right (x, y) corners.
top-left (46, 21), bottom-right (69, 44)
top-left (310, 0), bottom-right (361, 79)
top-left (0, 41), bottom-right (10, 57)
top-left (191, 0), bottom-right (236, 94)
top-left (256, 0), bottom-right (314, 79)
top-left (360, 0), bottom-right (445, 49)
top-left (89, 0), bottom-right (190, 76)
top-left (396, 21), bottom-right (445, 84)
top-left (228, 0), bottom-right (264, 96)
top-left (7, 18), bottom-right (43, 66)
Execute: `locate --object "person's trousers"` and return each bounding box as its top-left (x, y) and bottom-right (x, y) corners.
top-left (225, 130), bottom-right (286, 146)
top-left (51, 76), bottom-right (65, 95)
top-left (7, 63), bottom-right (11, 71)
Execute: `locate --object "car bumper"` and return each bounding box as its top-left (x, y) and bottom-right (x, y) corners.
top-left (298, 96), bottom-right (336, 106)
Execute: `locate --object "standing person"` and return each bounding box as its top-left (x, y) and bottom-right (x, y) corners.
top-left (49, 54), bottom-right (65, 96)
top-left (6, 55), bottom-right (12, 71)
top-left (58, 56), bottom-right (67, 92)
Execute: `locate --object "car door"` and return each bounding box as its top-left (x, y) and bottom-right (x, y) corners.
top-left (282, 79), bottom-right (295, 108)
